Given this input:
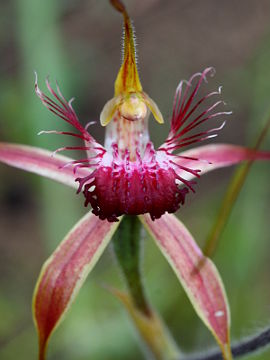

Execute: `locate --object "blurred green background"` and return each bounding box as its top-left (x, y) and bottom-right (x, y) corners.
top-left (0, 0), bottom-right (270, 359)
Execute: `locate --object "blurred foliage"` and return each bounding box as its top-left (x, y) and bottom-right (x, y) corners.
top-left (0, 0), bottom-right (270, 359)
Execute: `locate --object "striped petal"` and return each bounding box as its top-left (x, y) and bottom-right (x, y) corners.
top-left (140, 213), bottom-right (232, 360)
top-left (176, 143), bottom-right (270, 181)
top-left (33, 212), bottom-right (120, 360)
top-left (0, 142), bottom-right (90, 188)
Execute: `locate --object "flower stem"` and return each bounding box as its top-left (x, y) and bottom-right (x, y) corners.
top-left (112, 216), bottom-right (180, 360)
top-left (112, 215), bottom-right (150, 314)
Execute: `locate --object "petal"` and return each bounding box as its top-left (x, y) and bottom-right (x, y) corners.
top-left (140, 213), bottom-right (232, 360)
top-left (33, 212), bottom-right (121, 360)
top-left (0, 142), bottom-right (91, 189)
top-left (100, 96), bottom-right (121, 126)
top-left (177, 143), bottom-right (270, 181)
top-left (142, 92), bottom-right (164, 124)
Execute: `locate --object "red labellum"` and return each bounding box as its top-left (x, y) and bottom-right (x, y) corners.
top-left (78, 159), bottom-right (189, 222)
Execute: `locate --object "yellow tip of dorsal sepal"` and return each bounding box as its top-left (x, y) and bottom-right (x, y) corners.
top-left (100, 1), bottom-right (164, 127)
top-left (110, 0), bottom-right (143, 96)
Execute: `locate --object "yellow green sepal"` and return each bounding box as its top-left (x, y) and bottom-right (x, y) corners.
top-left (101, 0), bottom-right (164, 126)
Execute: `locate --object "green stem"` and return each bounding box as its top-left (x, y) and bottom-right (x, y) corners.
top-left (112, 216), bottom-right (180, 360)
top-left (112, 216), bottom-right (150, 315)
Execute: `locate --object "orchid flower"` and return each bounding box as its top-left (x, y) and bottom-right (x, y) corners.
top-left (1, 1), bottom-right (270, 359)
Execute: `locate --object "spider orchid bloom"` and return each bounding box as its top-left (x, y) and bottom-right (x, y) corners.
top-left (1, 1), bottom-right (270, 359)
top-left (36, 32), bottom-right (227, 222)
